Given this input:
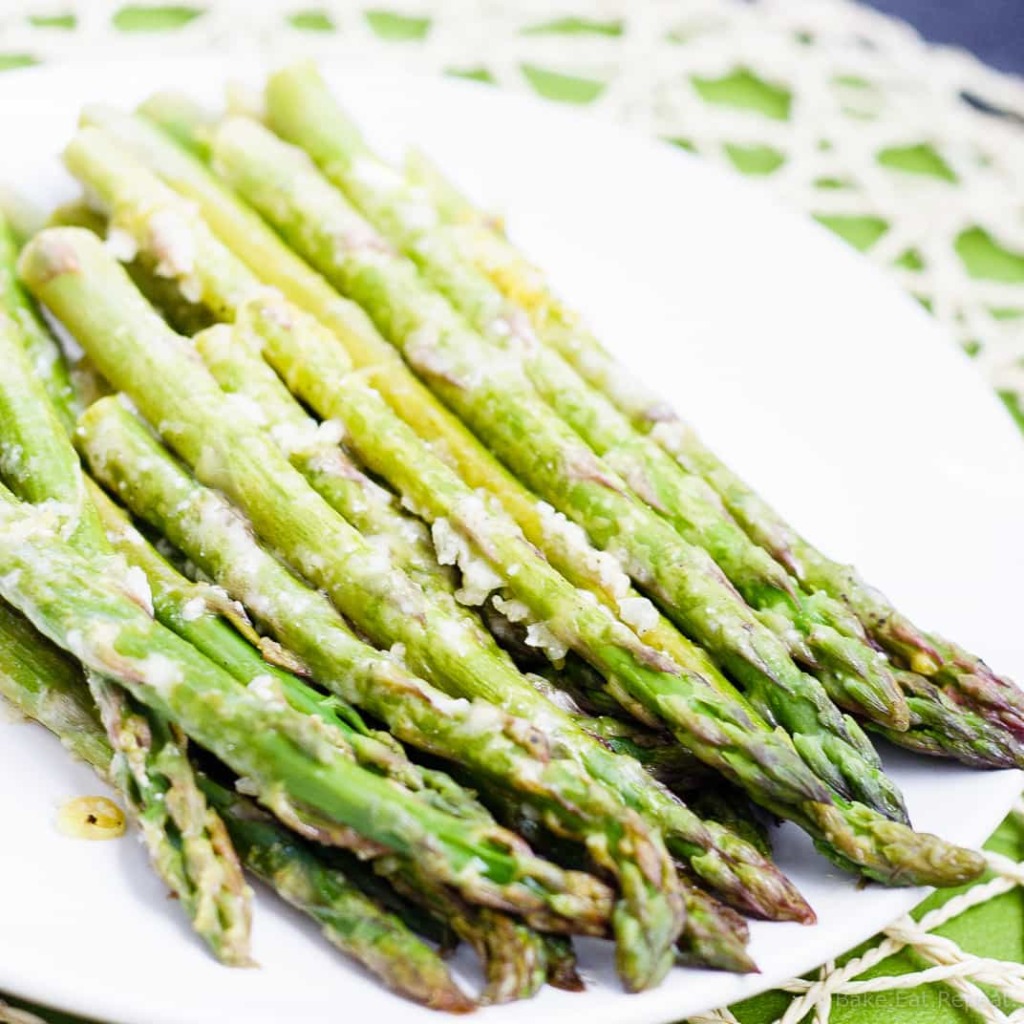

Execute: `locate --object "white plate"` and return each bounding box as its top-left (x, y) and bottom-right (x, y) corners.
top-left (0, 57), bottom-right (1021, 1024)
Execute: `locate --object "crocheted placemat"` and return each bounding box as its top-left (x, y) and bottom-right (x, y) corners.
top-left (0, 4), bottom-right (1021, 1022)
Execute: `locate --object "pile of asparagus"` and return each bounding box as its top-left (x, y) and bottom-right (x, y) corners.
top-left (0, 61), bottom-right (1020, 1012)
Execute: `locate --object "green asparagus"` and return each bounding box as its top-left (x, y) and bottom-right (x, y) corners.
top-left (0, 282), bottom-right (253, 964)
top-left (31, 224), bottom-right (684, 989)
top-left (208, 115), bottom-right (909, 822)
top-left (83, 100), bottom-right (770, 727)
top-left (49, 155), bottom-right (810, 928)
top-left (55, 136), bottom-right (979, 895)
top-left (401, 142), bottom-right (1024, 765)
top-left (0, 211), bottom-right (79, 431)
top-left (0, 604), bottom-right (474, 1012)
top-left (80, 401), bottom-right (780, 980)
top-left (264, 61), bottom-right (908, 733)
top-left (0, 485), bottom-right (610, 932)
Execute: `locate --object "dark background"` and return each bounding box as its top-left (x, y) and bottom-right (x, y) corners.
top-left (867, 0), bottom-right (1024, 76)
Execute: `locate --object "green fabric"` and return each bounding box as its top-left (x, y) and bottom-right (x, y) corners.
top-left (0, 7), bottom-right (1021, 1022)
top-left (733, 811), bottom-right (1023, 1023)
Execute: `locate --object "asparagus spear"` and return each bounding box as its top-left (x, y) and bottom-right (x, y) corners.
top-left (83, 100), bottom-right (769, 730)
top-left (191, 323), bottom-right (457, 603)
top-left (0, 309), bottom-right (103, 552)
top-left (207, 115), bottom-right (908, 822)
top-left (401, 142), bottom-right (1024, 762)
top-left (384, 865), bottom-right (549, 1004)
top-left (92, 475), bottom-right (574, 1001)
top-left (0, 606), bottom-right (473, 1012)
top-left (55, 140), bottom-right (976, 900)
top-left (30, 226), bottom-right (682, 990)
top-left (866, 670), bottom-right (1024, 769)
top-left (262, 62), bottom-right (907, 732)
top-left (0, 289), bottom-right (254, 964)
top-left (0, 211), bottom-right (80, 431)
top-left (201, 784), bottom-right (475, 1011)
top-left (88, 480), bottom-right (499, 824)
top-left (0, 485), bottom-right (609, 932)
top-left (48, 167), bottom-right (809, 924)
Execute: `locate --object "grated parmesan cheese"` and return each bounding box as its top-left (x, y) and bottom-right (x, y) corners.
top-left (121, 565), bottom-right (154, 617)
top-left (524, 621), bottom-right (569, 663)
top-left (617, 595), bottom-right (659, 637)
top-left (147, 208), bottom-right (197, 279)
top-left (105, 227), bottom-right (138, 263)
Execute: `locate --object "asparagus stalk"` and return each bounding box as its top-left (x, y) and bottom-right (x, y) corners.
top-left (88, 480), bottom-right (498, 824)
top-left (92, 473), bottom-right (572, 1000)
top-left (201, 784), bottom-right (475, 1011)
top-left (0, 606), bottom-right (473, 1012)
top-left (49, 158), bottom-right (809, 926)
top-left (0, 289), bottom-right (253, 964)
top-left (207, 116), bottom-right (909, 822)
top-left (0, 211), bottom-right (80, 431)
top-left (138, 90), bottom-right (217, 160)
top-left (401, 141), bottom-right (1024, 762)
top-left (29, 226), bottom-right (681, 989)
top-left (56, 137), bottom-right (976, 900)
top-left (263, 61), bottom-right (908, 733)
top-left (191, 323), bottom-right (457, 603)
top-left (0, 309), bottom-right (103, 552)
top-left (83, 100), bottom-right (768, 731)
top-left (0, 486), bottom-right (609, 932)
